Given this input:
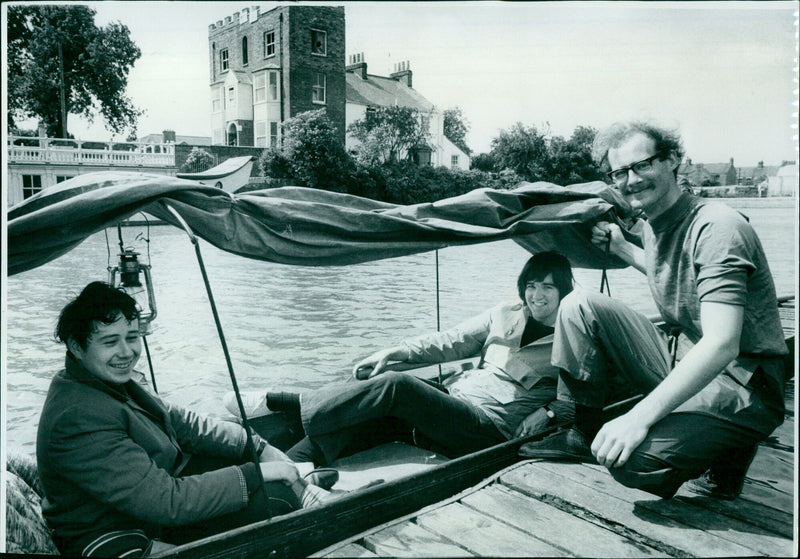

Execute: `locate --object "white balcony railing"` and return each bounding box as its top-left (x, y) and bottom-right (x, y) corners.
top-left (7, 136), bottom-right (176, 167)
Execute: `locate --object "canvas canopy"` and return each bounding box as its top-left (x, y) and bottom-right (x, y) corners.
top-left (7, 171), bottom-right (641, 276)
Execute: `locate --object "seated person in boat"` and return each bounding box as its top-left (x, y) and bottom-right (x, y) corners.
top-left (226, 251), bottom-right (575, 466)
top-left (37, 282), bottom-right (331, 557)
top-left (522, 121), bottom-right (787, 500)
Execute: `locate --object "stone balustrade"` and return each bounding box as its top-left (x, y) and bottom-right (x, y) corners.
top-left (7, 136), bottom-right (176, 167)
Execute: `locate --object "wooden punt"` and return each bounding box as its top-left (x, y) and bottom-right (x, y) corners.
top-left (156, 297), bottom-right (796, 558)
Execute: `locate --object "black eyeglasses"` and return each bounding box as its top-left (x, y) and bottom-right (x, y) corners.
top-left (606, 153), bottom-right (665, 185)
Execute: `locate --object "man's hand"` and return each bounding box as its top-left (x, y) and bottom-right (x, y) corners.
top-left (590, 411), bottom-right (649, 468)
top-left (258, 442), bottom-right (292, 464)
top-left (592, 220), bottom-right (646, 273)
top-left (591, 221), bottom-right (624, 253)
top-left (259, 461), bottom-right (301, 485)
top-left (352, 346), bottom-right (408, 380)
top-left (513, 407), bottom-right (552, 439)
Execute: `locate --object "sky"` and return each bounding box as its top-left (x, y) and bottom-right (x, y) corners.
top-left (6, 1), bottom-right (799, 166)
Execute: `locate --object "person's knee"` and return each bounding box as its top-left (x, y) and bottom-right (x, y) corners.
top-left (608, 451), bottom-right (686, 499)
top-left (557, 290), bottom-right (607, 324)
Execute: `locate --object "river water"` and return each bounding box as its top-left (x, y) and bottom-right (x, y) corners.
top-left (3, 200), bottom-right (797, 454)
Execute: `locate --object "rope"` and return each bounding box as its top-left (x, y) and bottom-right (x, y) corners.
top-left (599, 231), bottom-right (612, 296)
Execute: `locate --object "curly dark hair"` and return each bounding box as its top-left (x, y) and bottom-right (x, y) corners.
top-left (55, 281), bottom-right (140, 351)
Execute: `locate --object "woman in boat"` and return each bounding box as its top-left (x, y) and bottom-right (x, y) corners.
top-left (36, 282), bottom-right (330, 557)
top-left (226, 251), bottom-right (576, 467)
top-left (521, 121), bottom-right (787, 500)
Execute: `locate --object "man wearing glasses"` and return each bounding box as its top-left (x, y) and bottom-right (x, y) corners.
top-left (522, 121), bottom-right (787, 501)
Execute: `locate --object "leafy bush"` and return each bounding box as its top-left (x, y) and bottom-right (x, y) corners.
top-left (258, 148), bottom-right (292, 179)
top-left (280, 109), bottom-right (353, 192)
top-left (180, 147), bottom-right (214, 173)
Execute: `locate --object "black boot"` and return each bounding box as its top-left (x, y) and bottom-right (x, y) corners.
top-left (686, 443), bottom-right (758, 500)
top-left (518, 404), bottom-right (601, 462)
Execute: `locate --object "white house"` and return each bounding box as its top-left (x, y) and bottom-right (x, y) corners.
top-left (768, 164), bottom-right (798, 197)
top-left (345, 55), bottom-right (470, 170)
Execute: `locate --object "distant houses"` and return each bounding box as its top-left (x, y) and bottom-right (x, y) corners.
top-left (678, 157), bottom-right (796, 197)
top-left (206, 5), bottom-right (470, 169)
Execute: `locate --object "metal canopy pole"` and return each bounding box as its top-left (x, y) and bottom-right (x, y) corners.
top-left (159, 201), bottom-right (270, 517)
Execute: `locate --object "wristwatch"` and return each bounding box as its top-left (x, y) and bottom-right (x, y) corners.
top-left (543, 405), bottom-right (556, 422)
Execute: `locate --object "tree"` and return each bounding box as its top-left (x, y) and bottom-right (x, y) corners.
top-left (281, 109), bottom-right (352, 191)
top-left (544, 126), bottom-right (604, 185)
top-left (347, 106), bottom-right (432, 165)
top-left (180, 148), bottom-right (215, 173)
top-left (443, 107), bottom-right (472, 155)
top-left (7, 5), bottom-right (142, 138)
top-left (470, 153), bottom-right (496, 172)
top-left (490, 123), bottom-right (548, 181)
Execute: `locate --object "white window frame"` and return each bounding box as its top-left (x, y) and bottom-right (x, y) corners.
top-left (264, 30), bottom-right (276, 58)
top-left (56, 175), bottom-right (74, 183)
top-left (255, 121), bottom-right (267, 147)
top-left (254, 73), bottom-right (266, 102)
top-left (451, 155), bottom-right (459, 168)
top-left (310, 29), bottom-right (327, 56)
top-left (312, 73), bottom-right (326, 104)
top-left (220, 48), bottom-right (229, 72)
top-left (268, 71), bottom-right (278, 101)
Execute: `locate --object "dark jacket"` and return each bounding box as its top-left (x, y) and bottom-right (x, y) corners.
top-left (36, 355), bottom-right (254, 549)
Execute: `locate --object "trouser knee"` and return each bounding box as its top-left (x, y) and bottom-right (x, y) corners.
top-left (607, 452), bottom-right (691, 500)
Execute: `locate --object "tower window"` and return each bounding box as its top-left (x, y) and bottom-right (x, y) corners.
top-left (312, 73), bottom-right (326, 104)
top-left (264, 30), bottom-right (275, 57)
top-left (311, 29), bottom-right (327, 56)
top-left (220, 48), bottom-right (229, 72)
top-left (242, 37), bottom-right (248, 65)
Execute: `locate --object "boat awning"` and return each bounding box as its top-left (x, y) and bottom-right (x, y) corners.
top-left (7, 171), bottom-right (640, 276)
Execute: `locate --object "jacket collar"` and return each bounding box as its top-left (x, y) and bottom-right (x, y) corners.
top-left (63, 353), bottom-right (130, 402)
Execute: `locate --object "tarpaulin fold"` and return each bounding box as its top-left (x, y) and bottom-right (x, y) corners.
top-left (7, 171), bottom-right (640, 276)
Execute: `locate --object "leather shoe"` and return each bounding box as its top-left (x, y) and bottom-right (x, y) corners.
top-left (519, 427), bottom-right (595, 463)
top-left (686, 443), bottom-right (758, 500)
top-left (304, 468), bottom-right (339, 491)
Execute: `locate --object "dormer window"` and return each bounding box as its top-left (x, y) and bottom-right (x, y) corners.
top-left (220, 48), bottom-right (229, 72)
top-left (311, 29), bottom-right (326, 56)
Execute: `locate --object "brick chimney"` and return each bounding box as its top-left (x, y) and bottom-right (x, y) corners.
top-left (347, 53), bottom-right (368, 79)
top-left (162, 130), bottom-right (176, 143)
top-left (390, 60), bottom-right (412, 87)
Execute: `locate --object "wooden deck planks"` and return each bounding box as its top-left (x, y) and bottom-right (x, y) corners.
top-left (459, 484), bottom-right (666, 557)
top-left (520, 462), bottom-right (791, 556)
top-left (321, 543), bottom-right (379, 558)
top-left (415, 501), bottom-right (566, 557)
top-left (361, 522), bottom-right (473, 557)
top-left (500, 462), bottom-right (762, 557)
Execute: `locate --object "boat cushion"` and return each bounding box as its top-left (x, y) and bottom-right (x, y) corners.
top-left (5, 453), bottom-right (59, 555)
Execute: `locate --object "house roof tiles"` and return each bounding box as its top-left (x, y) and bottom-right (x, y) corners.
top-left (345, 72), bottom-right (434, 112)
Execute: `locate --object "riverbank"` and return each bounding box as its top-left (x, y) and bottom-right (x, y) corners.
top-left (721, 196), bottom-right (797, 209)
